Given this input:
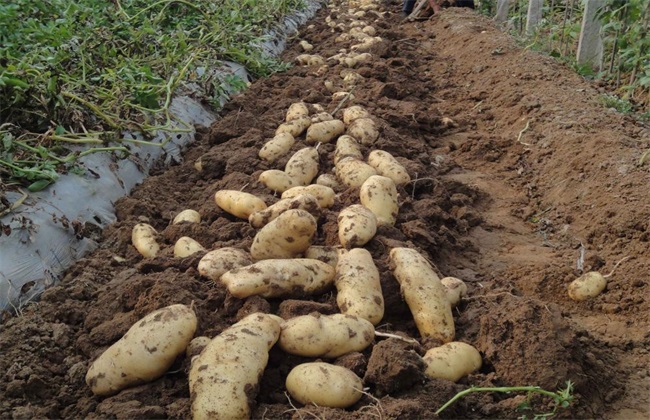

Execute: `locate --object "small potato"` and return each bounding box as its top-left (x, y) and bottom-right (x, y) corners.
top-left (258, 169), bottom-right (298, 193)
top-left (333, 91), bottom-right (355, 101)
top-left (367, 150), bottom-right (411, 185)
top-left (250, 209), bottom-right (317, 260)
top-left (286, 363), bottom-right (363, 408)
top-left (295, 54), bottom-right (326, 66)
top-left (342, 71), bottom-right (363, 88)
top-left (441, 277), bottom-right (468, 307)
top-left (306, 119), bottom-right (345, 144)
top-left (334, 135), bottom-right (363, 164)
top-left (568, 272), bottom-right (607, 301)
top-left (173, 209), bottom-right (201, 224)
top-left (276, 116), bottom-right (311, 137)
top-left (215, 190), bottom-right (267, 220)
top-left (86, 304), bottom-right (197, 396)
top-left (362, 25), bottom-right (376, 36)
top-left (282, 185), bottom-right (336, 208)
top-left (423, 342), bottom-right (482, 382)
top-left (132, 223), bottom-right (159, 258)
top-left (259, 132), bottom-right (295, 162)
top-left (316, 173), bottom-right (341, 190)
top-left (173, 236), bottom-right (205, 258)
top-left (198, 248), bottom-right (252, 282)
top-left (338, 204), bottom-right (377, 248)
top-left (299, 40), bottom-right (314, 52)
top-left (221, 259), bottom-right (335, 298)
top-left (343, 105), bottom-right (371, 125)
top-left (360, 175), bottom-right (399, 226)
top-left (285, 147), bottom-right (320, 186)
top-left (347, 117), bottom-right (379, 145)
top-left (286, 102), bottom-right (310, 122)
top-left (249, 194), bottom-right (320, 229)
top-left (336, 157), bottom-right (378, 188)
top-left (336, 248), bottom-right (384, 325)
top-left (305, 245), bottom-right (344, 267)
top-left (186, 336), bottom-right (211, 358)
top-left (352, 53), bottom-right (373, 66)
top-left (311, 112), bottom-right (334, 123)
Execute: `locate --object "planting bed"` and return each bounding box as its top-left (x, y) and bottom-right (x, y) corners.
top-left (1, 1), bottom-right (648, 418)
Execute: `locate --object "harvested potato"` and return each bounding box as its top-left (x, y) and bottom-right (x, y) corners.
top-left (215, 190), bottom-right (267, 220)
top-left (362, 25), bottom-right (376, 36)
top-left (284, 147), bottom-right (319, 186)
top-left (250, 209), bottom-right (317, 260)
top-left (295, 54), bottom-right (326, 66)
top-left (334, 134), bottom-right (363, 164)
top-left (423, 342), bottom-right (482, 382)
top-left (311, 112), bottom-right (334, 123)
top-left (86, 304), bottom-right (197, 396)
top-left (390, 248), bottom-right (454, 342)
top-left (286, 363), bottom-right (363, 408)
top-left (306, 119), bottom-right (345, 144)
top-left (186, 336), bottom-right (211, 358)
top-left (279, 313), bottom-right (374, 357)
top-left (221, 259), bottom-right (335, 298)
top-left (338, 204), bottom-right (377, 248)
top-left (568, 257), bottom-right (630, 301)
top-left (299, 40), bottom-right (314, 52)
top-left (286, 102), bottom-right (309, 122)
top-left (351, 52), bottom-right (373, 67)
top-left (347, 117), bottom-right (379, 145)
top-left (198, 248), bottom-right (252, 282)
top-left (173, 209), bottom-right (201, 224)
top-left (305, 245), bottom-right (342, 267)
top-left (249, 194), bottom-right (320, 229)
top-left (335, 157), bottom-right (378, 188)
top-left (360, 175), bottom-right (399, 226)
top-left (259, 132), bottom-right (295, 162)
top-left (342, 71), bottom-right (363, 88)
top-left (367, 150), bottom-right (411, 185)
top-left (282, 185), bottom-right (336, 208)
top-left (332, 91), bottom-right (356, 101)
top-left (258, 169), bottom-right (298, 193)
top-left (276, 116), bottom-right (311, 137)
top-left (131, 223), bottom-right (159, 258)
top-left (441, 277), bottom-right (468, 307)
top-left (316, 173), bottom-right (341, 190)
top-left (343, 105), bottom-right (371, 125)
top-left (190, 313), bottom-right (281, 420)
top-left (336, 248), bottom-right (384, 325)
top-left (173, 236), bottom-right (205, 258)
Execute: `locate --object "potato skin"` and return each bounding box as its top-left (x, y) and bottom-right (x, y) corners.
top-left (259, 132), bottom-right (295, 162)
top-left (190, 313), bottom-right (281, 420)
top-left (131, 223), bottom-right (159, 258)
top-left (249, 194), bottom-right (320, 229)
top-left (316, 173), bottom-right (341, 190)
top-left (250, 209), bottom-right (317, 260)
top-left (286, 102), bottom-right (310, 121)
top-left (282, 185), bottom-right (336, 208)
top-left (305, 245), bottom-right (341, 267)
top-left (215, 190), bottom-right (267, 220)
top-left (284, 147), bottom-right (320, 186)
top-left (347, 117), bottom-right (379, 145)
top-left (334, 135), bottom-right (363, 164)
top-left (337, 204), bottom-right (377, 248)
top-left (342, 105), bottom-right (371, 125)
top-left (276, 116), bottom-right (311, 137)
top-left (360, 175), bottom-right (399, 226)
top-left (336, 249), bottom-right (384, 325)
top-left (441, 277), bottom-right (468, 307)
top-left (335, 157), bottom-right (378, 188)
top-left (568, 272), bottom-right (607, 301)
top-left (306, 119), bottom-right (345, 144)
top-left (173, 236), bottom-right (205, 258)
top-left (258, 169), bottom-right (297, 193)
top-left (198, 248), bottom-right (252, 281)
top-left (86, 304), bottom-right (197, 396)
top-left (286, 363), bottom-right (363, 408)
top-left (367, 150), bottom-right (411, 185)
top-left (390, 248), bottom-right (455, 342)
top-left (172, 209), bottom-right (201, 224)
top-left (423, 342), bottom-right (482, 382)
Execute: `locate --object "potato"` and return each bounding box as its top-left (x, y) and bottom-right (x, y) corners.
top-left (335, 157), bottom-right (378, 188)
top-left (347, 117), bottom-right (379, 145)
top-left (305, 245), bottom-right (341, 267)
top-left (334, 134), bottom-right (363, 164)
top-left (568, 272), bottom-right (608, 301)
top-left (284, 147), bottom-right (319, 186)
top-left (173, 236), bottom-right (205, 258)
top-left (295, 54), bottom-right (326, 66)
top-left (276, 116), bottom-right (311, 137)
top-left (286, 363), bottom-right (363, 408)
top-left (279, 313), bottom-right (374, 357)
top-left (258, 169), bottom-right (298, 193)
top-left (441, 277), bottom-right (468, 307)
top-left (335, 248), bottom-right (383, 325)
top-left (316, 173), bottom-right (341, 190)
top-left (423, 342), bottom-right (482, 382)
top-left (367, 150), bottom-right (411, 185)
top-left (311, 112), bottom-right (334, 123)
top-left (306, 119), bottom-right (345, 144)
top-left (198, 247), bottom-right (252, 282)
top-left (250, 209), bottom-right (317, 260)
top-left (173, 209), bottom-right (201, 224)
top-left (190, 313), bottom-right (281, 420)
top-left (221, 259), bottom-right (335, 298)
top-left (186, 336), bottom-right (211, 358)
top-left (86, 304), bottom-right (197, 396)
top-left (333, 91), bottom-right (356, 101)
top-left (282, 185), bottom-right (336, 208)
top-left (351, 52), bottom-right (373, 66)
top-left (299, 40), bottom-right (314, 52)
top-left (390, 248), bottom-right (454, 343)
top-left (259, 132), bottom-right (295, 162)
top-left (362, 25), bottom-right (376, 36)
top-left (131, 223), bottom-right (159, 258)
top-left (338, 204), bottom-right (377, 248)
top-left (343, 105), bottom-right (371, 125)
top-left (215, 190), bottom-right (267, 220)
top-left (342, 71), bottom-right (363, 88)
top-left (249, 194), bottom-right (320, 229)
top-left (286, 102), bottom-right (310, 122)
top-left (360, 175), bottom-right (399, 226)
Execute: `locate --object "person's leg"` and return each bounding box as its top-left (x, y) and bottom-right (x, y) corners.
top-left (403, 0), bottom-right (417, 14)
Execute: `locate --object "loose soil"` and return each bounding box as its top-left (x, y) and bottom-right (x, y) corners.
top-left (1, 1), bottom-right (648, 419)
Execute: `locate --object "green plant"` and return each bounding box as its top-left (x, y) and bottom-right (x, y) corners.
top-left (600, 93), bottom-right (635, 113)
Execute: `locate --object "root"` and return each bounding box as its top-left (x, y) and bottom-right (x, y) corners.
top-left (603, 256), bottom-right (631, 278)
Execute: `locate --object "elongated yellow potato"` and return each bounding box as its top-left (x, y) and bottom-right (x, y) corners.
top-left (173, 236), bottom-right (205, 258)
top-left (276, 116), bottom-right (311, 137)
top-left (347, 117), bottom-right (379, 145)
top-left (311, 112), bottom-right (334, 123)
top-left (172, 209), bottom-right (201, 224)
top-left (198, 248), bottom-right (252, 282)
top-left (282, 184), bottom-right (336, 208)
top-left (259, 132), bottom-right (295, 162)
top-left (441, 277), bottom-right (468, 307)
top-left (423, 342), bottom-right (482, 382)
top-left (190, 313), bottom-right (282, 420)
top-left (337, 204), bottom-right (377, 248)
top-left (295, 54), bottom-right (326, 66)
top-left (258, 169), bottom-right (298, 193)
top-left (367, 150), bottom-right (411, 185)
top-left (215, 190), bottom-right (267, 220)
top-left (316, 173), bottom-right (341, 190)
top-left (221, 258), bottom-right (335, 298)
top-left (284, 147), bottom-right (319, 186)
top-left (306, 120), bottom-right (345, 144)
top-left (335, 248), bottom-right (384, 325)
top-left (132, 223), bottom-right (160, 258)
top-left (360, 175), bottom-right (399, 226)
top-left (305, 245), bottom-right (341, 267)
top-left (249, 194), bottom-right (320, 229)
top-left (389, 247), bottom-right (455, 343)
top-left (334, 135), bottom-right (363, 164)
top-left (286, 102), bottom-right (310, 121)
top-left (250, 209), bottom-right (317, 260)
top-left (286, 363), bottom-right (363, 409)
top-left (335, 157), bottom-right (377, 188)
top-left (86, 304), bottom-right (197, 396)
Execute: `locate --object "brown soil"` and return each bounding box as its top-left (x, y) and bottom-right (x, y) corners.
top-left (1, 1), bottom-right (649, 419)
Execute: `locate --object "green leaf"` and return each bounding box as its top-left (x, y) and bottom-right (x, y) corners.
top-left (27, 179), bottom-right (52, 192)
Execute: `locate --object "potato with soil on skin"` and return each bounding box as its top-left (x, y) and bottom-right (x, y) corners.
top-left (311, 112), bottom-right (334, 123)
top-left (286, 363), bottom-right (363, 409)
top-left (299, 40), bottom-right (314, 52)
top-left (215, 190), bottom-right (267, 220)
top-left (173, 236), bottom-right (205, 258)
top-left (305, 245), bottom-right (343, 267)
top-left (220, 258), bottom-right (335, 298)
top-left (337, 204), bottom-right (378, 248)
top-left (131, 223), bottom-right (160, 258)
top-left (186, 336), bottom-right (211, 358)
top-left (335, 248), bottom-right (384, 325)
top-left (250, 209), bottom-right (317, 260)
top-left (347, 117), bottom-right (379, 145)
top-left (258, 132), bottom-right (295, 162)
top-left (335, 157), bottom-right (378, 188)
top-left (275, 116), bottom-right (311, 137)
top-left (390, 247), bottom-right (455, 343)
top-left (333, 91), bottom-right (356, 101)
top-left (334, 134), bottom-right (363, 164)
top-left (86, 304), bottom-right (197, 396)
top-left (249, 194), bottom-right (321, 229)
top-left (190, 313), bottom-right (282, 420)
top-left (258, 169), bottom-right (298, 193)
top-left (343, 105), bottom-right (371, 125)
top-left (367, 150), bottom-right (411, 185)
top-left (360, 175), bottom-right (399, 226)
top-left (567, 272), bottom-right (608, 301)
top-left (423, 342), bottom-right (482, 382)
top-left (316, 173), bottom-right (341, 190)
top-left (286, 102), bottom-right (310, 122)
top-left (198, 247), bottom-right (252, 281)
top-left (284, 147), bottom-right (320, 186)
top-left (281, 184), bottom-right (336, 208)
top-left (172, 209), bottom-right (201, 224)
top-left (441, 277), bottom-right (468, 307)
top-left (305, 119), bottom-right (345, 144)
top-left (295, 54), bottom-right (326, 66)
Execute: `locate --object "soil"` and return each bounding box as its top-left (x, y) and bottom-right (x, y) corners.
top-left (1, 1), bottom-right (649, 419)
